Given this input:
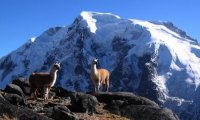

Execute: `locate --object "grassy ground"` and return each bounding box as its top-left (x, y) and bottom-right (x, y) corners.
top-left (1, 95), bottom-right (130, 120)
top-left (76, 103), bottom-right (130, 120)
top-left (1, 113), bottom-right (17, 120)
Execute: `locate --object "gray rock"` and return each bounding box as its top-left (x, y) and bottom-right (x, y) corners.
top-left (53, 86), bottom-right (68, 97)
top-left (12, 78), bottom-right (30, 95)
top-left (51, 105), bottom-right (80, 120)
top-left (0, 93), bottom-right (7, 103)
top-left (107, 100), bottom-right (179, 120)
top-left (0, 101), bottom-right (52, 120)
top-left (90, 92), bottom-right (159, 107)
top-left (67, 92), bottom-right (99, 115)
top-left (4, 93), bottom-right (26, 106)
top-left (4, 84), bottom-right (25, 97)
top-left (90, 92), bottom-right (179, 120)
top-left (1, 81), bottom-right (180, 120)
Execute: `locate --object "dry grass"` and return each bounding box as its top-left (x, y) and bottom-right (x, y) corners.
top-left (76, 103), bottom-right (130, 120)
top-left (1, 113), bottom-right (17, 120)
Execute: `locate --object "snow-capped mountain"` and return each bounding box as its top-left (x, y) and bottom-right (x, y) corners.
top-left (0, 11), bottom-right (199, 119)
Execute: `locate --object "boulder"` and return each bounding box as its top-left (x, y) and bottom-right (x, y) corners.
top-left (12, 78), bottom-right (30, 95)
top-left (0, 79), bottom-right (179, 120)
top-left (67, 92), bottom-right (99, 115)
top-left (4, 93), bottom-right (26, 106)
top-left (107, 100), bottom-right (179, 120)
top-left (0, 93), bottom-right (7, 103)
top-left (90, 92), bottom-right (179, 120)
top-left (34, 107), bottom-right (54, 118)
top-left (51, 105), bottom-right (80, 120)
top-left (4, 84), bottom-right (25, 97)
top-left (90, 92), bottom-right (159, 107)
top-left (53, 86), bottom-right (68, 97)
top-left (0, 101), bottom-right (52, 120)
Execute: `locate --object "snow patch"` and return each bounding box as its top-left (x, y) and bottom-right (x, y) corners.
top-left (30, 37), bottom-right (36, 43)
top-left (81, 11), bottom-right (97, 33)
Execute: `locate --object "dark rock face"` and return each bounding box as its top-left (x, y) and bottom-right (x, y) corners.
top-left (110, 36), bottom-right (135, 92)
top-left (46, 27), bottom-right (62, 36)
top-left (136, 53), bottom-right (162, 104)
top-left (0, 55), bottom-right (17, 80)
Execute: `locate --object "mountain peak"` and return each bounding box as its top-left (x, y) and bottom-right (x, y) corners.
top-left (80, 11), bottom-right (120, 19)
top-left (80, 11), bottom-right (120, 33)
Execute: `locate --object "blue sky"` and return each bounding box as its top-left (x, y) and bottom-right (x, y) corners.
top-left (0, 0), bottom-right (199, 58)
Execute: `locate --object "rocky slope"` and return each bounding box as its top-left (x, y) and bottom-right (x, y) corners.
top-left (0, 78), bottom-right (179, 120)
top-left (0, 11), bottom-right (199, 119)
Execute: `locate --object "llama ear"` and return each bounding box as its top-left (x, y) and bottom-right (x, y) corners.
top-left (55, 61), bottom-right (60, 65)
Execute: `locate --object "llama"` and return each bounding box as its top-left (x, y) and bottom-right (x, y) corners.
top-left (29, 62), bottom-right (60, 100)
top-left (90, 58), bottom-right (110, 92)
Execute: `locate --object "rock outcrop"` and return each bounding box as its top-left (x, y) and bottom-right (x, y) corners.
top-left (0, 78), bottom-right (179, 120)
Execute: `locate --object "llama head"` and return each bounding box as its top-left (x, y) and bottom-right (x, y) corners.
top-left (53, 62), bottom-right (61, 71)
top-left (92, 58), bottom-right (98, 65)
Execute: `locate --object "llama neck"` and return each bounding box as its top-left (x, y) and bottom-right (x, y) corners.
top-left (91, 64), bottom-right (98, 76)
top-left (50, 68), bottom-right (58, 87)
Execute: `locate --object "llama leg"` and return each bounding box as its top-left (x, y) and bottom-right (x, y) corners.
top-left (94, 84), bottom-right (100, 93)
top-left (30, 87), bottom-right (37, 99)
top-left (105, 83), bottom-right (109, 92)
top-left (43, 87), bottom-right (49, 100)
top-left (48, 86), bottom-right (53, 100)
top-left (94, 85), bottom-right (98, 92)
top-left (104, 77), bottom-right (109, 92)
top-left (97, 82), bottom-right (100, 92)
top-left (30, 87), bottom-right (34, 98)
top-left (94, 83), bottom-right (99, 92)
top-left (34, 88), bottom-right (38, 99)
top-left (97, 85), bottom-right (99, 92)
top-left (46, 87), bottom-right (49, 100)
top-left (102, 84), bottom-right (106, 92)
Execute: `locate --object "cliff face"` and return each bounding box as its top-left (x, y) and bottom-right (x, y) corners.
top-left (0, 78), bottom-right (179, 120)
top-left (0, 11), bottom-right (199, 119)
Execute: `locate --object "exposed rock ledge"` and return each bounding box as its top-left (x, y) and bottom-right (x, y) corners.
top-left (0, 78), bottom-right (179, 120)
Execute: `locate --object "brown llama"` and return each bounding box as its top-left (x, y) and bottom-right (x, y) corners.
top-left (29, 62), bottom-right (60, 100)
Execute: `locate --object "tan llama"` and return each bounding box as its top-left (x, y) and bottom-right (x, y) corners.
top-left (90, 58), bottom-right (110, 92)
top-left (29, 62), bottom-right (60, 100)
